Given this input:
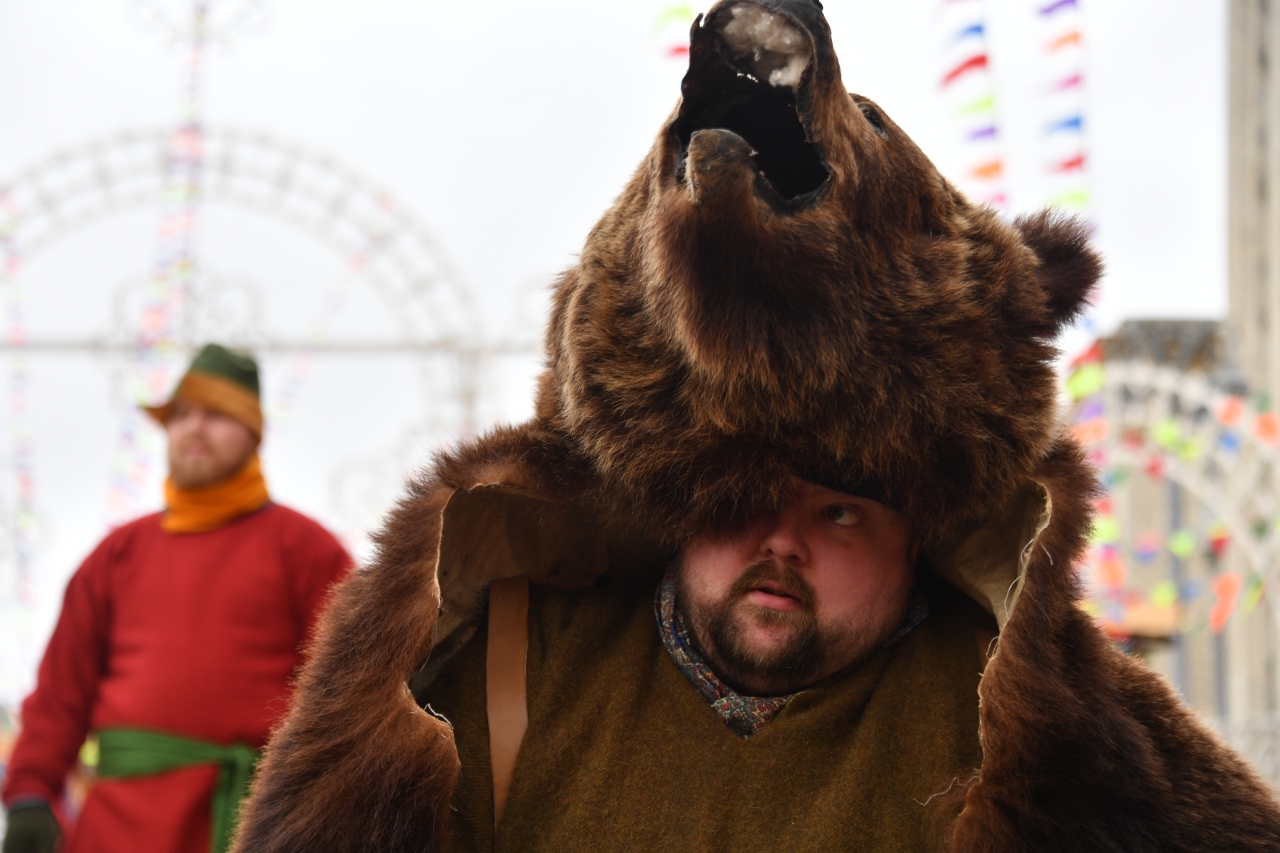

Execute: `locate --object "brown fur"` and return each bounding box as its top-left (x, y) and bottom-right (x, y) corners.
top-left (538, 0), bottom-right (1099, 547)
top-left (233, 425), bottom-right (591, 852)
top-left (235, 2), bottom-right (1280, 850)
top-left (951, 440), bottom-right (1280, 851)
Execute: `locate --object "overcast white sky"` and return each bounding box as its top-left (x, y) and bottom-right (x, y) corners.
top-left (0, 0), bottom-right (1227, 702)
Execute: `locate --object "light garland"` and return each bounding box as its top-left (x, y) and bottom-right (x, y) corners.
top-left (108, 1), bottom-right (211, 525)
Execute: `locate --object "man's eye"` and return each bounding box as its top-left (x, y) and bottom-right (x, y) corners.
top-left (825, 505), bottom-right (859, 526)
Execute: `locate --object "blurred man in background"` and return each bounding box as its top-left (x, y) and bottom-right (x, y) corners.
top-left (1, 344), bottom-right (352, 853)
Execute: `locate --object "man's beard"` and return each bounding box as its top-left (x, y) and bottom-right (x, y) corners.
top-left (676, 560), bottom-right (900, 696)
top-left (169, 440), bottom-right (242, 489)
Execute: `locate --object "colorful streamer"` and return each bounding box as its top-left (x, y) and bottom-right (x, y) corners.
top-left (655, 3), bottom-right (698, 59)
top-left (942, 54), bottom-right (990, 87)
top-left (1255, 412), bottom-right (1280, 448)
top-left (1135, 531), bottom-right (1162, 562)
top-left (1039, 0), bottom-right (1079, 16)
top-left (1216, 396), bottom-right (1245, 427)
top-left (1046, 30), bottom-right (1083, 52)
top-left (1035, 0), bottom-right (1091, 225)
top-left (1209, 572), bottom-right (1242, 635)
top-left (937, 0), bottom-right (1007, 209)
top-left (1168, 530), bottom-right (1197, 560)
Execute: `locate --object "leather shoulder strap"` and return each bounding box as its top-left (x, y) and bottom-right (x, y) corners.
top-left (486, 575), bottom-right (530, 826)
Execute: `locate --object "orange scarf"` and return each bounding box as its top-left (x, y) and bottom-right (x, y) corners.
top-left (162, 454), bottom-right (271, 533)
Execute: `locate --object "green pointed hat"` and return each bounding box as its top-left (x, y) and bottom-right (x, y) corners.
top-left (142, 344), bottom-right (263, 436)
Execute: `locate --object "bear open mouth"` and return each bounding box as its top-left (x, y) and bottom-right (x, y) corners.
top-left (672, 4), bottom-right (829, 206)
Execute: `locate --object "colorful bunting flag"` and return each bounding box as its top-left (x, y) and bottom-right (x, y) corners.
top-left (1215, 396), bottom-right (1245, 427)
top-left (1104, 466), bottom-right (1128, 489)
top-left (1256, 412), bottom-right (1280, 448)
top-left (1052, 154), bottom-right (1086, 172)
top-left (1040, 0), bottom-right (1079, 14)
top-left (1052, 72), bottom-right (1083, 90)
top-left (1150, 579), bottom-right (1179, 607)
top-left (954, 93), bottom-right (997, 118)
top-left (1092, 516), bottom-right (1121, 545)
top-left (1049, 188), bottom-right (1091, 209)
top-left (1168, 530), bottom-right (1197, 560)
top-left (1242, 574), bottom-right (1265, 617)
top-left (1207, 522), bottom-right (1231, 558)
top-left (943, 54), bottom-right (990, 87)
top-left (655, 3), bottom-right (698, 59)
top-left (938, 1), bottom-right (1007, 209)
top-left (1047, 115), bottom-right (1084, 134)
top-left (1096, 550), bottom-right (1126, 588)
top-left (1066, 363), bottom-right (1104, 399)
top-left (1076, 397), bottom-right (1105, 420)
top-left (1209, 572), bottom-right (1243, 634)
top-left (1069, 341), bottom-right (1103, 368)
top-left (1045, 30), bottom-right (1082, 52)
top-left (1152, 418), bottom-right (1182, 450)
top-left (1135, 531), bottom-right (1163, 562)
top-left (1177, 436), bottom-right (1204, 463)
top-left (1219, 430), bottom-right (1242, 454)
top-left (1072, 416), bottom-right (1109, 445)
top-left (970, 158), bottom-right (1003, 179)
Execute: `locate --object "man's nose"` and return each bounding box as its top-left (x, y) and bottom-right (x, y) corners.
top-left (757, 513), bottom-right (809, 566)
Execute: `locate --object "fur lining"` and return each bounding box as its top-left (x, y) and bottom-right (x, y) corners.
top-left (953, 440), bottom-right (1280, 852)
top-left (233, 425), bottom-right (590, 852)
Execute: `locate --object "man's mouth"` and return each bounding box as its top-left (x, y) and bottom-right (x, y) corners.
top-left (178, 440), bottom-right (213, 458)
top-left (747, 583), bottom-right (804, 611)
top-left (672, 3), bottom-right (829, 205)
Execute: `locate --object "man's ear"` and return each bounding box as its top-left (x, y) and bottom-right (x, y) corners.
top-left (1015, 211), bottom-right (1102, 334)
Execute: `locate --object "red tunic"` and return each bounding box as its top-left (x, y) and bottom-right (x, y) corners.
top-left (2, 504), bottom-right (352, 853)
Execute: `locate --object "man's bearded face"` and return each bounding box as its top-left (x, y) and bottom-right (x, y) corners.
top-left (676, 477), bottom-right (915, 696)
top-left (166, 400), bottom-right (259, 489)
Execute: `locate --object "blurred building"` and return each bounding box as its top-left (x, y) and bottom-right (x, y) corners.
top-left (1229, 0), bottom-right (1280, 403)
top-left (1072, 1), bottom-right (1280, 786)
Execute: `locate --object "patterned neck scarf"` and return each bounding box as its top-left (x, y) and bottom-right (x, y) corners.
top-left (655, 571), bottom-right (929, 740)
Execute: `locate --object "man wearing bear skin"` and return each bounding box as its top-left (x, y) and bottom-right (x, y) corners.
top-left (235, 1), bottom-right (1280, 851)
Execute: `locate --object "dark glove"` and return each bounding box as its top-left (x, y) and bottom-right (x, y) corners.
top-left (3, 803), bottom-right (61, 853)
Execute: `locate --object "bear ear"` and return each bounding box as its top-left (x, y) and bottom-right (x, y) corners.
top-left (1015, 211), bottom-right (1102, 333)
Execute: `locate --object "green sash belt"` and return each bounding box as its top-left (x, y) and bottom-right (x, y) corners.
top-left (96, 728), bottom-right (259, 853)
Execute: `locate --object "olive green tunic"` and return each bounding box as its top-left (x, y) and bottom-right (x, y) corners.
top-left (423, 577), bottom-right (988, 853)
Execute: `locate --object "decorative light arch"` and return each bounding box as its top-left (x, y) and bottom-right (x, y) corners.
top-left (1094, 360), bottom-right (1280, 582)
top-left (0, 126), bottom-right (504, 608)
top-left (0, 127), bottom-right (475, 350)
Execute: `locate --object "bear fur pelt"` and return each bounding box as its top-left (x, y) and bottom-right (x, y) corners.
top-left (537, 0), bottom-right (1098, 548)
top-left (233, 1), bottom-right (1280, 851)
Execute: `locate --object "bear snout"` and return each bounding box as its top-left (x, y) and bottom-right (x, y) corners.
top-left (685, 129), bottom-right (760, 207)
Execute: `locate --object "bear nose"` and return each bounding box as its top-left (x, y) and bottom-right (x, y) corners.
top-left (685, 130), bottom-right (759, 206)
